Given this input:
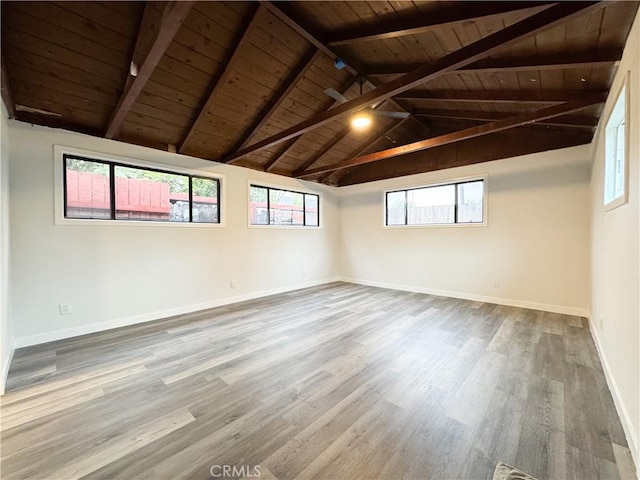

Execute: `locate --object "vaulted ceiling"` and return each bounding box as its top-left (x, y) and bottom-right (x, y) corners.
top-left (1, 1), bottom-right (638, 186)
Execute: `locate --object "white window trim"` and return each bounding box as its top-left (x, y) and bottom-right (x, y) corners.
top-left (382, 174), bottom-right (488, 229)
top-left (603, 71), bottom-right (630, 212)
top-left (54, 145), bottom-right (227, 228)
top-left (246, 179), bottom-right (323, 229)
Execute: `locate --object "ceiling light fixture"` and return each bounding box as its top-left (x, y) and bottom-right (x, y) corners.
top-left (351, 111), bottom-right (372, 131)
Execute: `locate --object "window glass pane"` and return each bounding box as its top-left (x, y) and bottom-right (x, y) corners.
top-left (114, 166), bottom-right (189, 222)
top-left (407, 185), bottom-right (455, 224)
top-left (386, 191), bottom-right (406, 225)
top-left (604, 85), bottom-right (626, 205)
top-left (457, 181), bottom-right (484, 223)
top-left (192, 177), bottom-right (219, 223)
top-left (304, 194), bottom-right (319, 226)
top-left (614, 121), bottom-right (625, 198)
top-left (250, 186), bottom-right (269, 225)
top-left (270, 189), bottom-right (304, 225)
top-left (65, 158), bottom-right (111, 219)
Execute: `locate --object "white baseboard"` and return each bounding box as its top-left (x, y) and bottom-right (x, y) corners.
top-left (1, 337), bottom-right (15, 395)
top-left (340, 277), bottom-right (590, 317)
top-left (13, 277), bottom-right (341, 349)
top-left (588, 315), bottom-right (639, 474)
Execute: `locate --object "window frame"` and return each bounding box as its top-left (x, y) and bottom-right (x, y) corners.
top-left (55, 146), bottom-right (225, 227)
top-left (383, 175), bottom-right (487, 228)
top-left (247, 181), bottom-right (321, 229)
top-left (603, 70), bottom-right (630, 211)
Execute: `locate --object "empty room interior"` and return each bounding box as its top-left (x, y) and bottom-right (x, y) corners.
top-left (1, 1), bottom-right (640, 479)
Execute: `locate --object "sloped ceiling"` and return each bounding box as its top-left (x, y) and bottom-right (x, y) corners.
top-left (1, 1), bottom-right (638, 186)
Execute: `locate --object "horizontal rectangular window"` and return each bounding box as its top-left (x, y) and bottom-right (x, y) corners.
top-left (250, 184), bottom-right (319, 227)
top-left (386, 179), bottom-right (484, 226)
top-left (64, 154), bottom-right (220, 224)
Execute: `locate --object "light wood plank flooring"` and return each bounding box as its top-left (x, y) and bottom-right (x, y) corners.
top-left (1, 283), bottom-right (636, 480)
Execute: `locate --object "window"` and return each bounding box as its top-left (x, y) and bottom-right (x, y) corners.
top-left (64, 154), bottom-right (220, 223)
top-left (64, 158), bottom-right (111, 220)
top-left (385, 179), bottom-right (484, 226)
top-left (249, 185), bottom-right (319, 227)
top-left (604, 72), bottom-right (629, 209)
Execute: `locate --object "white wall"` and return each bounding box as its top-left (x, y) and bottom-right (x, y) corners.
top-left (0, 104), bottom-right (14, 393)
top-left (590, 12), bottom-right (640, 468)
top-left (339, 145), bottom-right (592, 316)
top-left (7, 121), bottom-right (340, 347)
top-left (2, 19), bottom-right (638, 470)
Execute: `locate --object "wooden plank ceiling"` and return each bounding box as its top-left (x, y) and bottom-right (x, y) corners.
top-left (1, 1), bottom-right (638, 186)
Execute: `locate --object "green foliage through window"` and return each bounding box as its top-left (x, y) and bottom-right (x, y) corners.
top-left (64, 154), bottom-right (221, 224)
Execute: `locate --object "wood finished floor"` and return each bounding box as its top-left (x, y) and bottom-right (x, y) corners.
top-left (0, 283), bottom-right (636, 480)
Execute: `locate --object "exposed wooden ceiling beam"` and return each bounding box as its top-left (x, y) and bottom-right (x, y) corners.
top-left (262, 140), bottom-right (298, 173)
top-left (337, 128), bottom-right (593, 186)
top-left (105, 1), bottom-right (193, 139)
top-left (414, 108), bottom-right (599, 128)
top-left (291, 100), bottom-right (411, 177)
top-left (262, 2), bottom-right (358, 72)
top-left (319, 118), bottom-right (412, 184)
top-left (365, 50), bottom-right (622, 76)
top-left (227, 48), bottom-right (321, 155)
top-left (223, 2), bottom-right (606, 164)
top-left (296, 93), bottom-right (606, 178)
top-left (121, 2), bottom-right (164, 94)
top-left (360, 117), bottom-right (416, 155)
top-left (313, 116), bottom-right (417, 184)
top-left (395, 89), bottom-right (608, 104)
top-left (262, 79), bottom-right (358, 172)
top-left (1, 52), bottom-right (16, 119)
top-left (459, 49), bottom-right (622, 74)
top-left (292, 129), bottom-right (352, 176)
top-left (256, 1), bottom-right (362, 172)
top-left (262, 97), bottom-right (417, 175)
top-left (179, 4), bottom-right (262, 154)
top-left (261, 2), bottom-right (422, 129)
top-left (327, 2), bottom-right (555, 46)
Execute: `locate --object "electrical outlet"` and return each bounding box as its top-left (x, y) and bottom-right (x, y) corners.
top-left (59, 303), bottom-right (72, 315)
top-left (230, 280), bottom-right (237, 289)
top-left (599, 315), bottom-right (604, 329)
top-left (302, 269), bottom-right (307, 277)
top-left (492, 280), bottom-right (500, 288)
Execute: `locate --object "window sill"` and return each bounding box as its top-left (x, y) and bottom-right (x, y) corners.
top-left (383, 222), bottom-right (487, 229)
top-left (247, 224), bottom-right (322, 230)
top-left (604, 195), bottom-right (628, 212)
top-left (55, 218), bottom-right (226, 228)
